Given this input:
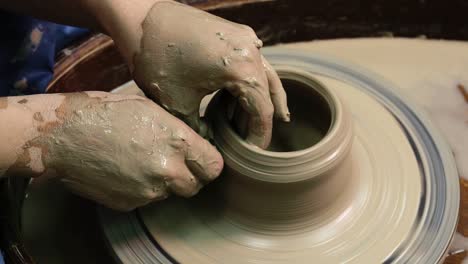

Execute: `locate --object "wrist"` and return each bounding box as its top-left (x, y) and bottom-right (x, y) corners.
top-left (87, 0), bottom-right (166, 72)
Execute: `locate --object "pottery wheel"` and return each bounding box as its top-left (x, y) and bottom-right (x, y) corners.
top-left (99, 48), bottom-right (459, 263)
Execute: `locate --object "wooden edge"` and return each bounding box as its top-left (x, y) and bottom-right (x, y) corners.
top-left (46, 34), bottom-right (114, 93)
top-left (189, 0), bottom-right (272, 10)
top-left (445, 252), bottom-right (468, 264)
top-left (457, 178), bottom-right (468, 236)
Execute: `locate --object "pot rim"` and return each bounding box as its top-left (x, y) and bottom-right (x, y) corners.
top-left (209, 66), bottom-right (354, 183)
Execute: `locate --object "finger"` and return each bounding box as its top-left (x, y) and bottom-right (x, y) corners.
top-left (161, 90), bottom-right (208, 138)
top-left (233, 80), bottom-right (274, 149)
top-left (232, 101), bottom-right (249, 138)
top-left (167, 163), bottom-right (203, 197)
top-left (184, 131), bottom-right (224, 182)
top-left (180, 110), bottom-right (208, 138)
top-left (262, 55), bottom-right (290, 121)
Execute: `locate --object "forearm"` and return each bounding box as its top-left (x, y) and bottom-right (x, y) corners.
top-left (0, 94), bottom-right (66, 178)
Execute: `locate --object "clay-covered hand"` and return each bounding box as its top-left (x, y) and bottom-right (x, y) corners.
top-left (132, 0), bottom-right (290, 148)
top-left (41, 92), bottom-right (223, 211)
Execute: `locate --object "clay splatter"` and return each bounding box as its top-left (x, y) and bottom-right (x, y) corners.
top-left (0, 98), bottom-right (7, 109)
top-left (33, 112), bottom-right (44, 122)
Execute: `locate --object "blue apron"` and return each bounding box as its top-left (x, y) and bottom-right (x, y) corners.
top-left (0, 11), bottom-right (88, 96)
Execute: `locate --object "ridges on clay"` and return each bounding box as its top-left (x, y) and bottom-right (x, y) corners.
top-left (137, 59), bottom-right (424, 263)
top-left (205, 66), bottom-right (354, 226)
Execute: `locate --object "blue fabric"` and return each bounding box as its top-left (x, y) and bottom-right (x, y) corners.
top-left (0, 13), bottom-right (89, 262)
top-left (0, 11), bottom-right (89, 96)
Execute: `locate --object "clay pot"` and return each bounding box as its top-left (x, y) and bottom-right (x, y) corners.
top-left (206, 67), bottom-right (354, 228)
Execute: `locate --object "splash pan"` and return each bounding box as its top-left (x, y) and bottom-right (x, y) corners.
top-left (99, 48), bottom-right (459, 264)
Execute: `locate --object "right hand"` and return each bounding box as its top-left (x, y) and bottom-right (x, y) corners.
top-left (42, 92), bottom-right (223, 211)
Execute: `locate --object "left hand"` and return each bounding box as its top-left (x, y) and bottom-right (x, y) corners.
top-left (130, 1), bottom-right (290, 148)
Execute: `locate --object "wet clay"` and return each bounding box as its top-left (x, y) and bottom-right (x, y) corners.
top-left (284, 38), bottom-right (468, 183)
top-left (138, 67), bottom-right (422, 263)
top-left (202, 68), bottom-right (354, 227)
top-left (133, 0), bottom-right (289, 148)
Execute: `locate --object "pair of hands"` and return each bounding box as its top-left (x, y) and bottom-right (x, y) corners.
top-left (56, 1), bottom-right (288, 211)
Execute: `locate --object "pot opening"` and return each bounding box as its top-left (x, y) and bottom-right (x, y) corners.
top-left (267, 78), bottom-right (332, 152)
top-left (228, 77), bottom-right (333, 152)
